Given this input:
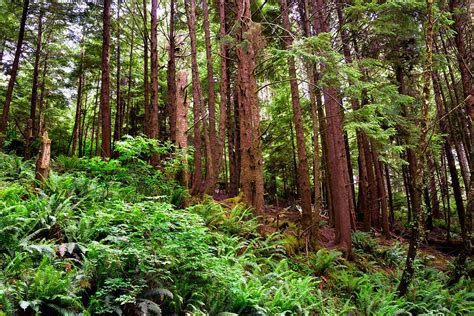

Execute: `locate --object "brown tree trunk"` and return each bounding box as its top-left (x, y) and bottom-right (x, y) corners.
top-left (280, 0), bottom-right (313, 232)
top-left (202, 0), bottom-right (218, 192)
top-left (126, 27), bottom-right (134, 136)
top-left (143, 0), bottom-right (150, 137)
top-left (167, 0), bottom-right (177, 143)
top-left (186, 0), bottom-right (204, 194)
top-left (25, 5), bottom-right (44, 159)
top-left (0, 0), bottom-right (29, 147)
top-left (235, 0), bottom-right (265, 213)
top-left (217, 0), bottom-right (228, 190)
top-left (100, 0), bottom-right (112, 159)
top-left (313, 0), bottom-right (352, 256)
top-left (72, 48), bottom-right (85, 156)
top-left (176, 70), bottom-right (189, 188)
top-left (90, 79), bottom-right (100, 157)
top-left (149, 0), bottom-right (160, 165)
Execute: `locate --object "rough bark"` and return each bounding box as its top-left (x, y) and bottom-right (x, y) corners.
top-left (143, 0), bottom-right (150, 137)
top-left (167, 0), bottom-right (177, 142)
top-left (113, 4), bottom-right (123, 145)
top-left (100, 0), bottom-right (112, 158)
top-left (35, 131), bottom-right (51, 185)
top-left (186, 0), bottom-right (204, 194)
top-left (150, 0), bottom-right (160, 165)
top-left (72, 48), bottom-right (85, 157)
top-left (176, 70), bottom-right (189, 188)
top-left (235, 0), bottom-right (265, 213)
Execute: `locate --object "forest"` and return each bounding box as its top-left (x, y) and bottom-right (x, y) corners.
top-left (0, 0), bottom-right (472, 314)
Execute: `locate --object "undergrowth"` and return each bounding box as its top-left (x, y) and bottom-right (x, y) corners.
top-left (0, 138), bottom-right (472, 315)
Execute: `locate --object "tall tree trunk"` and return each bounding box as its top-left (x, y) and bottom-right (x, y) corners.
top-left (398, 0), bottom-right (433, 295)
top-left (100, 0), bottom-right (112, 158)
top-left (113, 3), bottom-right (123, 146)
top-left (90, 79), bottom-right (100, 157)
top-left (186, 0), bottom-right (204, 194)
top-left (143, 0), bottom-right (150, 137)
top-left (126, 27), bottom-right (134, 136)
top-left (313, 0), bottom-right (352, 256)
top-left (25, 5), bottom-right (44, 159)
top-left (167, 0), bottom-right (177, 142)
top-left (235, 0), bottom-right (265, 213)
top-left (202, 0), bottom-right (218, 192)
top-left (0, 0), bottom-right (29, 147)
top-left (72, 48), bottom-right (85, 156)
top-left (280, 0), bottom-right (313, 232)
top-left (149, 0), bottom-right (160, 165)
top-left (217, 0), bottom-right (228, 190)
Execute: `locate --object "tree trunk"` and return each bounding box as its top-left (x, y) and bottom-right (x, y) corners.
top-left (167, 0), bottom-right (177, 143)
top-left (100, 0), bottom-right (112, 158)
top-left (176, 70), bottom-right (189, 188)
top-left (143, 0), bottom-right (150, 137)
top-left (113, 3), bottom-right (123, 146)
top-left (313, 0), bottom-right (352, 256)
top-left (149, 0), bottom-right (160, 165)
top-left (186, 0), bottom-right (204, 194)
top-left (280, 0), bottom-right (313, 232)
top-left (25, 5), bottom-right (44, 159)
top-left (0, 0), bottom-right (29, 147)
top-left (72, 48), bottom-right (85, 156)
top-left (35, 131), bottom-right (51, 185)
top-left (235, 0), bottom-right (265, 213)
top-left (202, 0), bottom-right (218, 192)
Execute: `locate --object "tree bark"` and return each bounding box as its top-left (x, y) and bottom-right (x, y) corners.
top-left (143, 0), bottom-right (150, 137)
top-left (186, 0), bottom-right (204, 194)
top-left (100, 0), bottom-right (112, 158)
top-left (235, 0), bottom-right (265, 213)
top-left (0, 0), bottom-right (29, 148)
top-left (167, 0), bottom-right (177, 143)
top-left (149, 0), bottom-right (160, 165)
top-left (202, 0), bottom-right (218, 192)
top-left (72, 48), bottom-right (85, 157)
top-left (280, 0), bottom-right (313, 232)
top-left (176, 70), bottom-right (189, 188)
top-left (113, 3), bottom-right (123, 146)
top-left (35, 131), bottom-right (51, 185)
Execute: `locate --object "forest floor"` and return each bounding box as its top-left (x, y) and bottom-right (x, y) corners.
top-left (0, 151), bottom-right (472, 315)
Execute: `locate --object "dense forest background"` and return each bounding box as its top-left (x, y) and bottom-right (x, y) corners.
top-left (0, 0), bottom-right (473, 314)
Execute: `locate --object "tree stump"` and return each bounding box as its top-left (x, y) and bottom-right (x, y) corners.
top-left (35, 131), bottom-right (51, 185)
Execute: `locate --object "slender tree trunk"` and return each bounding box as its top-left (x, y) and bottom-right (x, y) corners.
top-left (235, 0), bottom-right (265, 213)
top-left (100, 0), bottom-right (112, 158)
top-left (90, 79), bottom-right (100, 157)
top-left (202, 0), bottom-right (218, 192)
top-left (149, 0), bottom-right (160, 165)
top-left (280, 0), bottom-right (313, 232)
top-left (25, 5), bottom-right (44, 159)
top-left (72, 48), bottom-right (85, 156)
top-left (143, 0), bottom-right (150, 137)
top-left (126, 27), bottom-right (134, 136)
top-left (167, 0), bottom-right (177, 143)
top-left (113, 3), bottom-right (123, 146)
top-left (186, 0), bottom-right (204, 194)
top-left (0, 0), bottom-right (29, 147)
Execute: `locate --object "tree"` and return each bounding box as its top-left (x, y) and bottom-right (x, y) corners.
top-left (0, 0), bottom-right (29, 148)
top-left (100, 0), bottom-right (111, 158)
top-left (149, 0), bottom-right (160, 165)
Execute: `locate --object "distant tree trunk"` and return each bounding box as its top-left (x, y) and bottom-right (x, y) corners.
top-left (25, 5), bottom-right (44, 159)
top-left (90, 79), bottom-right (100, 157)
top-left (167, 0), bottom-right (177, 142)
top-left (71, 49), bottom-right (85, 156)
top-left (126, 27), bottom-right (135, 136)
top-left (143, 0), bottom-right (150, 137)
top-left (372, 144), bottom-right (390, 237)
top-left (398, 0), bottom-right (433, 295)
top-left (228, 79), bottom-right (239, 196)
top-left (38, 49), bottom-right (49, 135)
top-left (100, 0), bottom-right (112, 158)
top-left (79, 87), bottom-right (88, 157)
top-left (176, 70), bottom-right (189, 188)
top-left (202, 0), bottom-right (218, 192)
top-left (0, 0), bottom-right (29, 148)
top-left (186, 0), bottom-right (204, 194)
top-left (113, 3), bottom-right (123, 146)
top-left (217, 0), bottom-right (228, 189)
top-left (235, 0), bottom-right (265, 213)
top-left (427, 155), bottom-right (441, 219)
top-left (149, 0), bottom-right (160, 165)
top-left (385, 164), bottom-right (395, 228)
top-left (313, 0), bottom-right (352, 256)
top-left (281, 0), bottom-right (313, 232)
